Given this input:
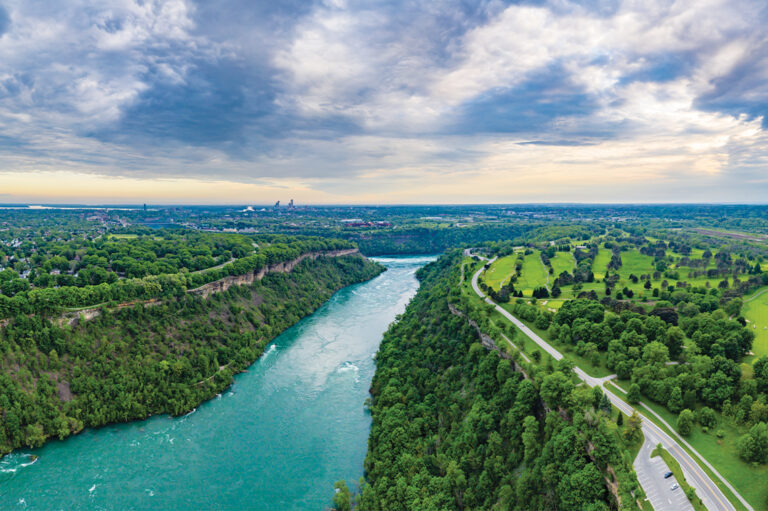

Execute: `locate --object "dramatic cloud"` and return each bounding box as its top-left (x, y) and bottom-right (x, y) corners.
top-left (0, 0), bottom-right (767, 203)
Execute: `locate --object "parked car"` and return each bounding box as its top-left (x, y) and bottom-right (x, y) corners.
top-left (670, 483), bottom-right (679, 491)
top-left (664, 471), bottom-right (673, 479)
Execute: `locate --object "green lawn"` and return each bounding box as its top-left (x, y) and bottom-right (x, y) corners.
top-left (517, 251), bottom-right (549, 296)
top-left (743, 287), bottom-right (768, 357)
top-left (618, 250), bottom-right (655, 277)
top-left (484, 255), bottom-right (517, 290)
top-left (550, 251), bottom-right (575, 277)
top-left (592, 247), bottom-right (611, 279)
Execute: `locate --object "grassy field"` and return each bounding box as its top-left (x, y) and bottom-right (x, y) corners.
top-left (592, 247), bottom-right (611, 279)
top-left (484, 255), bottom-right (517, 290)
top-left (550, 251), bottom-right (575, 276)
top-left (517, 251), bottom-right (549, 296)
top-left (742, 288), bottom-right (768, 357)
top-left (619, 250), bottom-right (655, 276)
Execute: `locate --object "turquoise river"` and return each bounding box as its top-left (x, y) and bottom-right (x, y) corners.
top-left (0, 255), bottom-right (435, 510)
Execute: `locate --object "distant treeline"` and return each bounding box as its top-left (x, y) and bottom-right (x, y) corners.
top-left (0, 236), bottom-right (354, 318)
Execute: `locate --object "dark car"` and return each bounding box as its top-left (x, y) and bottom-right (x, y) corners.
top-left (664, 471), bottom-right (673, 479)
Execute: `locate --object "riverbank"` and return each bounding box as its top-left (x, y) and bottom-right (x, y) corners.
top-left (0, 254), bottom-right (383, 459)
top-left (0, 256), bottom-right (433, 509)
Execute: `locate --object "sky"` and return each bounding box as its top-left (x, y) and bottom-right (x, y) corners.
top-left (0, 0), bottom-right (767, 204)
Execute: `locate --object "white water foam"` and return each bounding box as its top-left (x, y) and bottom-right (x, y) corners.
top-left (337, 361), bottom-right (361, 382)
top-left (0, 454), bottom-right (38, 474)
top-left (262, 344), bottom-right (277, 358)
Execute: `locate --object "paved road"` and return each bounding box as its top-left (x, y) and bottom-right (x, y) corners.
top-left (467, 255), bottom-right (748, 511)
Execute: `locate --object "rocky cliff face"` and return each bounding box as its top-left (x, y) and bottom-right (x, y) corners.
top-left (62, 249), bottom-right (362, 325)
top-left (189, 248), bottom-right (360, 298)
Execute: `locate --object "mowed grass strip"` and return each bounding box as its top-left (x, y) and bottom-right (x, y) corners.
top-left (592, 247), bottom-right (611, 279)
top-left (550, 251), bottom-right (575, 277)
top-left (484, 255), bottom-right (518, 290)
top-left (618, 250), bottom-right (655, 277)
top-left (743, 288), bottom-right (768, 357)
top-left (517, 251), bottom-right (549, 295)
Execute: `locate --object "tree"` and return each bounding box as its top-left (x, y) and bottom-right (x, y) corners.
top-left (540, 371), bottom-right (574, 409)
top-left (555, 299), bottom-right (604, 326)
top-left (698, 407), bottom-right (717, 429)
top-left (677, 409), bottom-right (694, 436)
top-left (616, 413), bottom-right (623, 426)
top-left (737, 422), bottom-right (768, 464)
top-left (667, 387), bottom-right (684, 414)
top-left (724, 298), bottom-right (743, 317)
top-left (333, 480), bottom-right (352, 511)
top-left (446, 460), bottom-right (467, 508)
top-left (522, 415), bottom-right (540, 463)
top-left (642, 341), bottom-right (669, 365)
top-left (664, 326), bottom-right (685, 359)
top-left (592, 386), bottom-right (603, 409)
top-left (627, 383), bottom-right (641, 404)
top-left (599, 393), bottom-right (611, 414)
top-left (624, 411), bottom-right (642, 443)
top-left (754, 356), bottom-right (768, 393)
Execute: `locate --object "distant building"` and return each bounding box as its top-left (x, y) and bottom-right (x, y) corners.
top-left (274, 200), bottom-right (280, 208)
top-left (288, 199), bottom-right (294, 208)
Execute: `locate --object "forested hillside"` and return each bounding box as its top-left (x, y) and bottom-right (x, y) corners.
top-left (0, 254), bottom-right (382, 455)
top-left (337, 252), bottom-right (642, 510)
top-left (0, 234), bottom-right (355, 318)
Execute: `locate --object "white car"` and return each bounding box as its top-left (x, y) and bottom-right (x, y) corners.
top-left (670, 483), bottom-right (679, 491)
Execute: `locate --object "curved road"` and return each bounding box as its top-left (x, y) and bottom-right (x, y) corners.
top-left (467, 253), bottom-right (749, 511)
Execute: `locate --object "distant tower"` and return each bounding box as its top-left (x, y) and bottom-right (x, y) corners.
top-left (274, 200), bottom-right (280, 208)
top-left (143, 203), bottom-right (147, 211)
top-left (289, 199), bottom-right (294, 208)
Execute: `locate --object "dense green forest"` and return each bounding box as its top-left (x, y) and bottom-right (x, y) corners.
top-left (0, 254), bottom-right (382, 455)
top-left (334, 252), bottom-right (643, 510)
top-left (0, 234), bottom-right (355, 318)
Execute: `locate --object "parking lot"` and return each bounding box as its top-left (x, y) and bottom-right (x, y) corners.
top-left (634, 439), bottom-right (694, 511)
